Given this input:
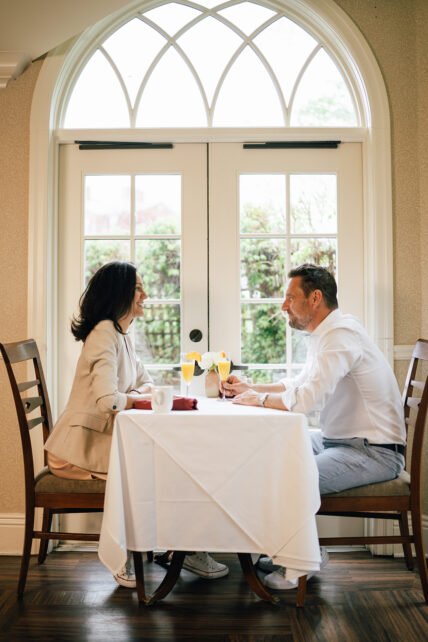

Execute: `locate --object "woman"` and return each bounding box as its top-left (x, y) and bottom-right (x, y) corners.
top-left (45, 261), bottom-right (227, 586)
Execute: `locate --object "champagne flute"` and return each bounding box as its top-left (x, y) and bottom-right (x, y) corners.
top-left (180, 353), bottom-right (195, 398)
top-left (217, 352), bottom-right (231, 402)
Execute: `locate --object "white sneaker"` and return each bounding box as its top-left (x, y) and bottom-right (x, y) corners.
top-left (262, 548), bottom-right (329, 590)
top-left (182, 552), bottom-right (229, 579)
top-left (114, 553), bottom-right (136, 588)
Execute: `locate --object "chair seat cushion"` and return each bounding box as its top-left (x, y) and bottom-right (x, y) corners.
top-left (322, 470), bottom-right (410, 498)
top-left (35, 466), bottom-right (106, 493)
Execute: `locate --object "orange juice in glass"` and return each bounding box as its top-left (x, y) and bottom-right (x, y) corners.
top-left (217, 353), bottom-right (231, 401)
top-left (181, 352), bottom-right (200, 397)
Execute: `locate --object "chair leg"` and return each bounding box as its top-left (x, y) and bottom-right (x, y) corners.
top-left (38, 508), bottom-right (52, 564)
top-left (410, 505), bottom-right (428, 604)
top-left (399, 510), bottom-right (413, 570)
top-left (18, 505), bottom-right (34, 598)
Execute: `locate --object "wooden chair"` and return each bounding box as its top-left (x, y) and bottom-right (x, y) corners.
top-left (297, 338), bottom-right (428, 606)
top-left (0, 339), bottom-right (106, 597)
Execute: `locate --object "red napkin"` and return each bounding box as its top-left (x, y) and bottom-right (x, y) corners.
top-left (134, 396), bottom-right (198, 411)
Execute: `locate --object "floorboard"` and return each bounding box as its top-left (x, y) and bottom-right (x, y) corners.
top-left (0, 551), bottom-right (427, 641)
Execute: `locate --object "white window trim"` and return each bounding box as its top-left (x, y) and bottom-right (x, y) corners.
top-left (28, 0), bottom-right (393, 411)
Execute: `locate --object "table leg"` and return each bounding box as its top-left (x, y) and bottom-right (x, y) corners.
top-left (145, 551), bottom-right (186, 606)
top-left (237, 554), bottom-right (280, 605)
top-left (132, 551), bottom-right (146, 602)
top-left (296, 575), bottom-right (307, 607)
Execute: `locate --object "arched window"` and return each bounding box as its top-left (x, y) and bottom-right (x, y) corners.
top-left (62, 0), bottom-right (360, 129)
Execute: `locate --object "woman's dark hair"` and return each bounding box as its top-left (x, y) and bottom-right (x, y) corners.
top-left (288, 263), bottom-right (338, 310)
top-left (71, 261), bottom-right (137, 342)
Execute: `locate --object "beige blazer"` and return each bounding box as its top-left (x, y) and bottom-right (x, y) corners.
top-left (45, 320), bottom-right (152, 472)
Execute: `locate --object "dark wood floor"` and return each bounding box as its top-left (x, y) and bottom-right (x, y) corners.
top-left (0, 551), bottom-right (427, 641)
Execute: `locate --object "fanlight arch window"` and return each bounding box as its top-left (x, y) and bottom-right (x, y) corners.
top-left (63, 0), bottom-right (360, 128)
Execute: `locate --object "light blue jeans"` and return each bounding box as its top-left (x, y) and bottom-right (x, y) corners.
top-left (310, 432), bottom-right (405, 495)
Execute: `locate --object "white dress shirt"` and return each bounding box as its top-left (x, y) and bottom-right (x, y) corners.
top-left (280, 309), bottom-right (406, 445)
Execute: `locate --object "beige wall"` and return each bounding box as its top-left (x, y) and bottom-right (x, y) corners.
top-left (334, 0), bottom-right (428, 513)
top-left (0, 2), bottom-right (427, 518)
top-left (0, 61), bottom-right (42, 513)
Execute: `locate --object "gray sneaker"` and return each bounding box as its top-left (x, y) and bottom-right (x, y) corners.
top-left (259, 547), bottom-right (329, 574)
top-left (262, 547), bottom-right (329, 590)
top-left (182, 552), bottom-right (229, 579)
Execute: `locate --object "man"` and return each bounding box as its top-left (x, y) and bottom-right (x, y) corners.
top-left (224, 264), bottom-right (406, 589)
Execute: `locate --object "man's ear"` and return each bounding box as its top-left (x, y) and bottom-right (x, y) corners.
top-left (311, 289), bottom-right (323, 307)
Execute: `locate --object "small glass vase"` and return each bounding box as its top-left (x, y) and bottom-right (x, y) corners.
top-left (205, 369), bottom-right (220, 398)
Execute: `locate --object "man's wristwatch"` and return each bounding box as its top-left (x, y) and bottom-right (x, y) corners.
top-left (259, 392), bottom-right (269, 407)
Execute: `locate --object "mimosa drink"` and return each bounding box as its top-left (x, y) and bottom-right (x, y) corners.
top-left (217, 355), bottom-right (231, 401)
top-left (181, 361), bottom-right (195, 383)
top-left (217, 360), bottom-right (230, 382)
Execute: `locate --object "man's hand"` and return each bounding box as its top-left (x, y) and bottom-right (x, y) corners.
top-left (232, 390), bottom-right (261, 406)
top-left (222, 375), bottom-right (250, 397)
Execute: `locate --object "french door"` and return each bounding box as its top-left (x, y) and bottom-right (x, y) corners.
top-left (58, 140), bottom-right (364, 540)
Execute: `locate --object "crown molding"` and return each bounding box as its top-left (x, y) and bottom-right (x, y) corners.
top-left (0, 51), bottom-right (32, 89)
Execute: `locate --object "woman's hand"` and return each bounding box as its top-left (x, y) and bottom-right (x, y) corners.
top-left (222, 375), bottom-right (250, 397)
top-left (125, 390), bottom-right (152, 409)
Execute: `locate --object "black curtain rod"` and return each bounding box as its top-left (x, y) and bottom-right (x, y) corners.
top-left (75, 141), bottom-right (173, 150)
top-left (243, 141), bottom-right (341, 149)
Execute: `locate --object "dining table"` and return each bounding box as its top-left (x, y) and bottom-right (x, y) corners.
top-left (98, 397), bottom-right (321, 606)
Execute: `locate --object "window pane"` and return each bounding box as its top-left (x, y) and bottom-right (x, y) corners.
top-left (137, 46), bottom-right (207, 126)
top-left (143, 2), bottom-right (201, 35)
top-left (254, 17), bottom-right (317, 105)
top-left (177, 16), bottom-right (242, 104)
top-left (291, 48), bottom-right (358, 126)
top-left (213, 46), bottom-right (283, 126)
top-left (84, 240), bottom-right (130, 285)
top-left (135, 175), bottom-right (181, 234)
top-left (64, 50), bottom-right (129, 128)
top-left (146, 367), bottom-right (181, 389)
top-left (292, 329), bottom-right (308, 364)
top-left (240, 174), bottom-right (285, 233)
top-left (218, 2), bottom-right (276, 36)
top-left (84, 175), bottom-right (130, 235)
top-left (290, 238), bottom-right (337, 274)
top-left (135, 304), bottom-right (180, 364)
top-left (241, 238), bottom-right (286, 298)
top-left (241, 303), bottom-right (286, 364)
top-left (135, 240), bottom-right (181, 299)
top-left (290, 174), bottom-right (337, 234)
top-left (103, 19), bottom-right (166, 107)
top-left (245, 368), bottom-right (287, 384)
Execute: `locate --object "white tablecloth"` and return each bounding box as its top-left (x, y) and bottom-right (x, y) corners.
top-left (98, 398), bottom-right (321, 581)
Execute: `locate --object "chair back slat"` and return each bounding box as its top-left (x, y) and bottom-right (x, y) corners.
top-left (2, 340), bottom-right (40, 363)
top-left (27, 416), bottom-right (45, 430)
top-left (18, 379), bottom-right (40, 392)
top-left (22, 396), bottom-right (43, 414)
top-left (406, 397), bottom-right (421, 410)
top-left (413, 340), bottom-right (428, 360)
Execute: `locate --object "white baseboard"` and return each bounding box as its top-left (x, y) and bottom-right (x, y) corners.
top-left (0, 512), bottom-right (40, 555)
top-left (393, 514), bottom-right (428, 558)
top-left (1, 512), bottom-right (428, 556)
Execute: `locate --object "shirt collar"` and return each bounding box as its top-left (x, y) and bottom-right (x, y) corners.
top-left (312, 308), bottom-right (342, 337)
